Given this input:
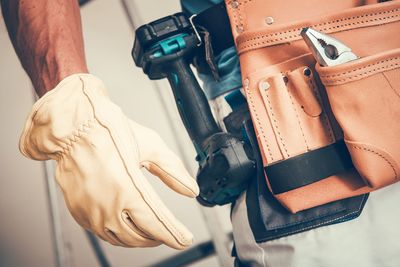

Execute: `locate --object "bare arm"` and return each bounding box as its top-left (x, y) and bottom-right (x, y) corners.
top-left (1, 0), bottom-right (88, 97)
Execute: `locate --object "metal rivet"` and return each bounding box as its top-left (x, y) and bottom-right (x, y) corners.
top-left (231, 1), bottom-right (239, 8)
top-left (260, 81), bottom-right (270, 91)
top-left (244, 78), bottom-right (249, 87)
top-left (303, 67), bottom-right (312, 77)
top-left (236, 25), bottom-right (244, 33)
top-left (283, 76), bottom-right (289, 83)
top-left (265, 17), bottom-right (274, 25)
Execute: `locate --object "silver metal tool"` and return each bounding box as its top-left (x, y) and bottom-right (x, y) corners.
top-left (301, 27), bottom-right (359, 66)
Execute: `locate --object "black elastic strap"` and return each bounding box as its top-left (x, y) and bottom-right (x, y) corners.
top-left (265, 140), bottom-right (354, 194)
top-left (192, 2), bottom-right (234, 55)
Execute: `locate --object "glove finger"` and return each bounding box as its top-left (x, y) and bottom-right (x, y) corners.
top-left (130, 120), bottom-right (199, 197)
top-left (89, 228), bottom-right (125, 247)
top-left (126, 167), bottom-right (194, 249)
top-left (118, 210), bottom-right (162, 247)
top-left (103, 229), bottom-right (127, 247)
top-left (104, 223), bottom-right (161, 248)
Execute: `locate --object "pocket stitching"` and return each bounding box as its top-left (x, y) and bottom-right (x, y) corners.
top-left (245, 81), bottom-right (274, 161)
top-left (263, 87), bottom-right (290, 157)
top-left (320, 58), bottom-right (400, 85)
top-left (350, 144), bottom-right (398, 181)
top-left (238, 8), bottom-right (400, 52)
top-left (320, 57), bottom-right (399, 78)
top-left (308, 77), bottom-right (335, 144)
top-left (239, 9), bottom-right (400, 44)
top-left (286, 84), bottom-right (310, 151)
top-left (382, 71), bottom-right (400, 99)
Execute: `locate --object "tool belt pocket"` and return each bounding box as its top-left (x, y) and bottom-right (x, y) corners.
top-left (317, 49), bottom-right (400, 189)
top-left (244, 57), bottom-right (362, 213)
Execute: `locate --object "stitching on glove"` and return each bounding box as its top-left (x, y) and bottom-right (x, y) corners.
top-left (61, 118), bottom-right (96, 154)
top-left (121, 210), bottom-right (157, 241)
top-left (79, 78), bottom-right (190, 246)
top-left (141, 161), bottom-right (197, 196)
top-left (104, 228), bottom-right (126, 246)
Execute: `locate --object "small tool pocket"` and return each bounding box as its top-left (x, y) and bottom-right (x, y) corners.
top-left (317, 49), bottom-right (400, 189)
top-left (257, 66), bottom-right (333, 157)
top-left (243, 57), bottom-right (365, 213)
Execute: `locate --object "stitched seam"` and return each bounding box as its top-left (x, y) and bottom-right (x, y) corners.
top-left (320, 57), bottom-right (400, 78)
top-left (287, 85), bottom-right (309, 151)
top-left (232, 1), bottom-right (239, 34)
top-left (267, 205), bottom-right (345, 230)
top-left (238, 0), bottom-right (243, 30)
top-left (229, 0), bottom-right (254, 32)
top-left (141, 161), bottom-right (196, 196)
top-left (60, 119), bottom-right (96, 155)
top-left (246, 82), bottom-right (274, 161)
top-left (308, 78), bottom-right (334, 143)
top-left (126, 122), bottom-right (143, 169)
top-left (280, 210), bottom-right (360, 238)
top-left (238, 14), bottom-right (400, 52)
top-left (81, 79), bottom-right (188, 245)
top-left (323, 62), bottom-right (400, 84)
top-left (383, 72), bottom-right (400, 99)
top-left (120, 210), bottom-right (156, 241)
top-left (257, 195), bottom-right (368, 243)
top-left (264, 89), bottom-right (289, 157)
top-left (118, 130), bottom-right (188, 244)
top-left (290, 194), bottom-right (366, 238)
top-left (238, 8), bottom-right (400, 49)
top-left (265, 198), bottom-right (364, 241)
top-left (237, 0), bottom-right (253, 6)
top-left (351, 145), bottom-right (398, 180)
top-left (115, 131), bottom-right (188, 243)
top-left (239, 12), bottom-right (398, 51)
top-left (226, 0), bottom-right (253, 7)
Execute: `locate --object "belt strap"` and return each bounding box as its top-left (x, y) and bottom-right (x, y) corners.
top-left (265, 140), bottom-right (354, 194)
top-left (192, 2), bottom-right (234, 55)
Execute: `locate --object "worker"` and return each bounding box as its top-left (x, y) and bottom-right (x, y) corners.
top-left (2, 0), bottom-right (400, 266)
top-left (1, 0), bottom-right (199, 250)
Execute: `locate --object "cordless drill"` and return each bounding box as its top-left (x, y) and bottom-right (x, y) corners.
top-left (132, 13), bottom-right (255, 206)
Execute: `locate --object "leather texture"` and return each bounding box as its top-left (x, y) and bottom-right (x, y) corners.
top-left (317, 49), bottom-right (400, 189)
top-left (225, 0), bottom-right (400, 212)
top-left (19, 74), bottom-right (199, 249)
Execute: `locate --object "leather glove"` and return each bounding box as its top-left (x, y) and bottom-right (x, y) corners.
top-left (19, 73), bottom-right (199, 249)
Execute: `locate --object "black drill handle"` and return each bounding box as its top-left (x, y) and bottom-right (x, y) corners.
top-left (166, 57), bottom-right (220, 147)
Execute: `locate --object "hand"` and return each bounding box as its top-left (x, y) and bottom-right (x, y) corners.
top-left (19, 74), bottom-right (199, 249)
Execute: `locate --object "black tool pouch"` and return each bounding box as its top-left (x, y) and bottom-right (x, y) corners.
top-left (241, 119), bottom-right (368, 242)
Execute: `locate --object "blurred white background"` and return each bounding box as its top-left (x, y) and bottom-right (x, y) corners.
top-left (0, 0), bottom-right (232, 266)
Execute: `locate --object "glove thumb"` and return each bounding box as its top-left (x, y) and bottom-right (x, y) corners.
top-left (129, 120), bottom-right (199, 198)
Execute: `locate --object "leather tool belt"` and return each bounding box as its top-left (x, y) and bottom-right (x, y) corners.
top-left (223, 0), bottom-right (400, 213)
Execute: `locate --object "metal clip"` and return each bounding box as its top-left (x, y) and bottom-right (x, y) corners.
top-left (189, 14), bottom-right (203, 47)
top-left (301, 27), bottom-right (358, 67)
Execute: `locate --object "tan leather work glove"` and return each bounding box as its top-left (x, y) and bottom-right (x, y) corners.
top-left (19, 74), bottom-right (199, 249)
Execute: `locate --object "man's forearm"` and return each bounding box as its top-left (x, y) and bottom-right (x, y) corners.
top-left (1, 0), bottom-right (88, 96)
